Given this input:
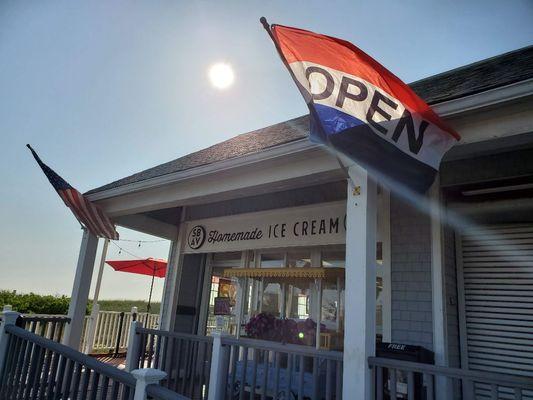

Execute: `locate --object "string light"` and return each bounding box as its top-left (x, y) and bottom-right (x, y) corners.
top-left (110, 240), bottom-right (144, 259)
top-left (115, 238), bottom-right (167, 244)
top-left (106, 237), bottom-right (167, 256)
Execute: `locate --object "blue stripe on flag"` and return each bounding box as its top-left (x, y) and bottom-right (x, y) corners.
top-left (313, 104), bottom-right (366, 135)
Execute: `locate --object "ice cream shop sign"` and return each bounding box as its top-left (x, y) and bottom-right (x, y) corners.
top-left (184, 201), bottom-right (346, 253)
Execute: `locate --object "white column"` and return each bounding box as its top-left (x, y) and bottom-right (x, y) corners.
top-left (63, 229), bottom-right (99, 349)
top-left (430, 178), bottom-right (451, 400)
top-left (342, 164), bottom-right (377, 400)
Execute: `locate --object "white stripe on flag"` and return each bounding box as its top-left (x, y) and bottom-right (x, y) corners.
top-left (288, 61), bottom-right (456, 169)
top-left (76, 191), bottom-right (114, 238)
top-left (75, 192), bottom-right (115, 239)
top-left (64, 189), bottom-right (103, 236)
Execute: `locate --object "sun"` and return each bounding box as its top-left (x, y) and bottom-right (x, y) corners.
top-left (208, 62), bottom-right (234, 89)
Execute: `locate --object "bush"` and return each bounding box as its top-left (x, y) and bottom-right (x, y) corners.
top-left (0, 290), bottom-right (70, 315)
top-left (0, 290), bottom-right (161, 315)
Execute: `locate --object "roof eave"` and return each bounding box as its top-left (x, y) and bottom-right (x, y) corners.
top-left (86, 138), bottom-right (319, 202)
top-left (433, 77), bottom-right (533, 116)
top-left (86, 78), bottom-right (533, 202)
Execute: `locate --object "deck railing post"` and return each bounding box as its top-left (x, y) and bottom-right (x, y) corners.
top-left (125, 320), bottom-right (143, 372)
top-left (131, 368), bottom-right (167, 400)
top-left (0, 311), bottom-right (21, 376)
top-left (84, 303), bottom-right (100, 354)
top-left (208, 331), bottom-right (230, 400)
top-left (114, 311), bottom-right (126, 358)
top-left (131, 306), bottom-right (138, 322)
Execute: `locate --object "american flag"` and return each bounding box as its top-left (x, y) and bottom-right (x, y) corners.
top-left (27, 144), bottom-right (119, 240)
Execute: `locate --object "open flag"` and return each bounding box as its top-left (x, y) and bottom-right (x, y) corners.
top-left (27, 145), bottom-right (119, 239)
top-left (262, 20), bottom-right (460, 192)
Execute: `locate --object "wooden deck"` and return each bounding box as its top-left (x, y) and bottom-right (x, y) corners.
top-left (91, 353), bottom-right (127, 369)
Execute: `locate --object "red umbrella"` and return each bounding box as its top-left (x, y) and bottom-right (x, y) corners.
top-left (106, 258), bottom-right (167, 312)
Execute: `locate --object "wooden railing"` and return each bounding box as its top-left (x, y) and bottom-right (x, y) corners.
top-left (368, 356), bottom-right (533, 400)
top-left (216, 335), bottom-right (343, 400)
top-left (0, 324), bottom-right (137, 399)
top-left (127, 326), bottom-right (344, 400)
top-left (1, 310), bottom-right (71, 343)
top-left (81, 310), bottom-right (159, 354)
top-left (128, 325), bottom-right (213, 400)
top-left (18, 315), bottom-right (71, 343)
top-left (0, 312), bottom-right (188, 400)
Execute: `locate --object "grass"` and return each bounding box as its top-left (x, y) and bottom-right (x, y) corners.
top-left (95, 299), bottom-right (160, 314)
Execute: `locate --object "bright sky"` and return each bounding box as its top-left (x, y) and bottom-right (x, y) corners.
top-left (1, 1), bottom-right (532, 302)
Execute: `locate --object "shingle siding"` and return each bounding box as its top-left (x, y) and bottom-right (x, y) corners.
top-left (390, 194), bottom-right (433, 350)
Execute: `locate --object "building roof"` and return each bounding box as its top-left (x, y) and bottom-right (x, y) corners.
top-left (87, 45), bottom-right (533, 195)
top-left (409, 45), bottom-right (533, 104)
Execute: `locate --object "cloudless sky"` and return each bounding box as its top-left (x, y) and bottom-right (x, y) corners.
top-left (1, 1), bottom-right (532, 302)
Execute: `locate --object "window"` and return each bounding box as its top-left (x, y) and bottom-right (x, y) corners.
top-left (260, 253), bottom-right (284, 268)
top-left (286, 284), bottom-right (310, 319)
top-left (262, 281), bottom-right (282, 316)
top-left (205, 241), bottom-right (390, 349)
top-left (287, 251), bottom-right (312, 268)
top-left (321, 249), bottom-right (345, 268)
top-left (321, 250), bottom-right (345, 333)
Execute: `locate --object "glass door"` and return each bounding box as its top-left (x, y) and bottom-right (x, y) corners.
top-left (204, 252), bottom-right (241, 335)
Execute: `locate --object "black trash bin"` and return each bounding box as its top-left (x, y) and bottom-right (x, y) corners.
top-left (376, 342), bottom-right (434, 400)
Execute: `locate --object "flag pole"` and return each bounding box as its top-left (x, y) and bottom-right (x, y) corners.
top-left (259, 18), bottom-right (352, 182)
top-left (259, 17), bottom-right (307, 98)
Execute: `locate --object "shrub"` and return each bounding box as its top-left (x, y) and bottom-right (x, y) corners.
top-left (0, 290), bottom-right (70, 315)
top-left (0, 290), bottom-right (160, 315)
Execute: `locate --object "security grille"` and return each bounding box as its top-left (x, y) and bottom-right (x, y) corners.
top-left (461, 224), bottom-right (533, 399)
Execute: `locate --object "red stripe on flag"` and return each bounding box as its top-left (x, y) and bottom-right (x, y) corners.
top-left (63, 189), bottom-right (103, 236)
top-left (271, 25), bottom-right (460, 140)
top-left (89, 203), bottom-right (115, 240)
top-left (77, 192), bottom-right (113, 238)
top-left (93, 205), bottom-right (118, 239)
top-left (73, 190), bottom-right (117, 239)
top-left (75, 192), bottom-right (109, 237)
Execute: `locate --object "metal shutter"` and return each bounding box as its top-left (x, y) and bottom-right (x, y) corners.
top-left (461, 224), bottom-right (533, 399)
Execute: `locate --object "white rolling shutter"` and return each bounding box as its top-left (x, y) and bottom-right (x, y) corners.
top-left (461, 224), bottom-right (533, 398)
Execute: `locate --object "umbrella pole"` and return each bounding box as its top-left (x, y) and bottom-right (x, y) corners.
top-left (147, 271), bottom-right (156, 314)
